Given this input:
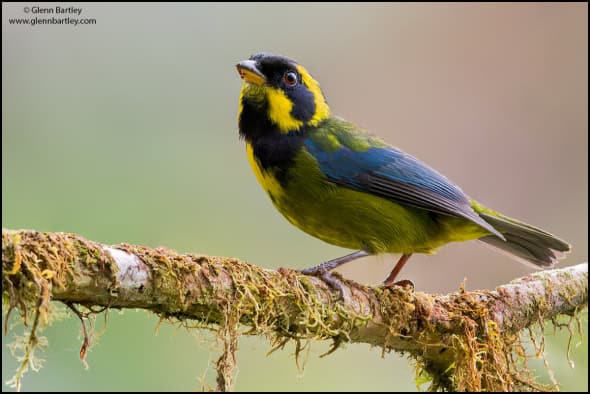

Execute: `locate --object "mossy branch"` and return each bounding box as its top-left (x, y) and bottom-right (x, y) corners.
top-left (2, 229), bottom-right (588, 391)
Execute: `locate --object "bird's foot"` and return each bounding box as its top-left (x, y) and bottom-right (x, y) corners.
top-left (382, 254), bottom-right (414, 289)
top-left (293, 251), bottom-right (368, 302)
top-left (383, 278), bottom-right (415, 290)
top-left (299, 268), bottom-right (351, 303)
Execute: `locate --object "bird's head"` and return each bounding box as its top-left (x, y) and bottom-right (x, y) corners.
top-left (236, 53), bottom-right (330, 139)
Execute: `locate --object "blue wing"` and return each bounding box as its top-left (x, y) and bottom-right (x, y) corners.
top-left (304, 124), bottom-right (504, 239)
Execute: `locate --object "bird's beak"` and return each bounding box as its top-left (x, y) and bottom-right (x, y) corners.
top-left (236, 60), bottom-right (266, 85)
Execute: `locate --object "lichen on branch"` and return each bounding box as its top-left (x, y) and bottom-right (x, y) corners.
top-left (2, 229), bottom-right (588, 391)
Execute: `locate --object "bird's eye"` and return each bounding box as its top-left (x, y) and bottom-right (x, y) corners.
top-left (283, 71), bottom-right (298, 86)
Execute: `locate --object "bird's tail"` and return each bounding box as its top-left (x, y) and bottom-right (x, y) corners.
top-left (473, 203), bottom-right (571, 268)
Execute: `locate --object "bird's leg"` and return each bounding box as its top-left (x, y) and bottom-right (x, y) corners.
top-left (383, 253), bottom-right (413, 287)
top-left (299, 250), bottom-right (369, 299)
top-left (300, 250), bottom-right (369, 275)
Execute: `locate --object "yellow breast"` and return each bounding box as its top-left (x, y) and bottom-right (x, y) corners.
top-left (246, 143), bottom-right (285, 199)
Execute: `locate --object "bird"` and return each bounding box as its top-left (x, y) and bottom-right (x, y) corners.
top-left (235, 52), bottom-right (571, 291)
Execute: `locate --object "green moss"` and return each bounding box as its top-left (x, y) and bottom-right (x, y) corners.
top-left (2, 230), bottom-right (118, 391)
top-left (2, 230), bottom-right (586, 392)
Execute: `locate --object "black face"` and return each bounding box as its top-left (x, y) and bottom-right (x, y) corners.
top-left (249, 53), bottom-right (316, 123)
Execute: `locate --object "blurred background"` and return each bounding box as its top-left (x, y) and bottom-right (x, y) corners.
top-left (2, 3), bottom-right (587, 391)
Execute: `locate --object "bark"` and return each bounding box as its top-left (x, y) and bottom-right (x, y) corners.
top-left (2, 229), bottom-right (587, 391)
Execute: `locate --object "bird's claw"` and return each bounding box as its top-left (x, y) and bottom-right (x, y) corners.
top-left (299, 269), bottom-right (351, 303)
top-left (383, 278), bottom-right (415, 290)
